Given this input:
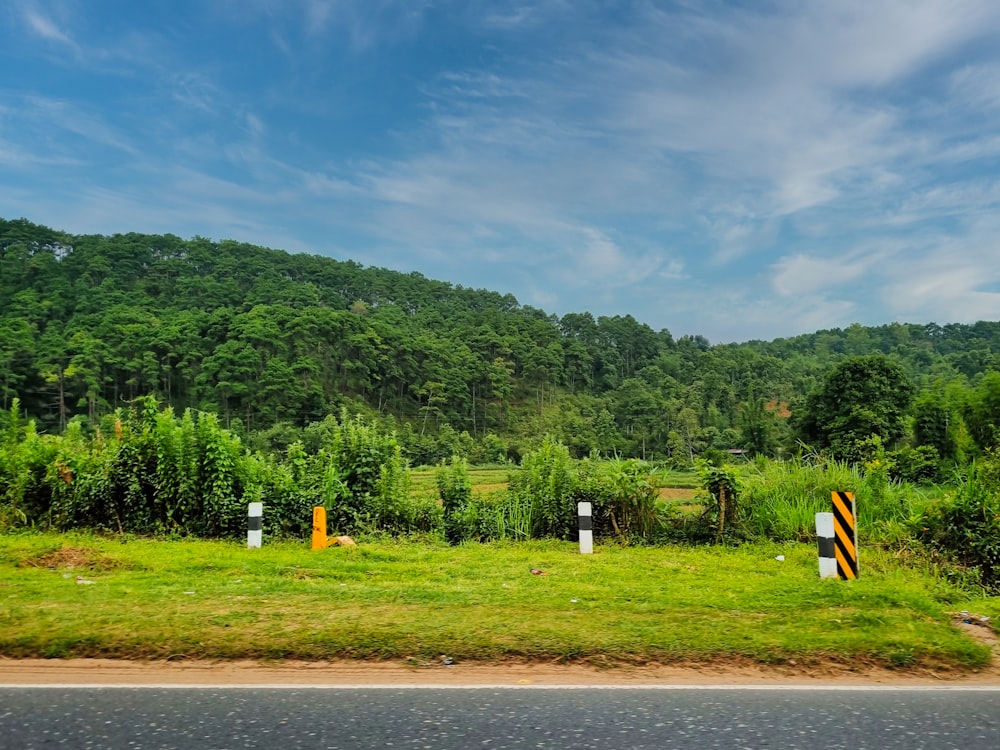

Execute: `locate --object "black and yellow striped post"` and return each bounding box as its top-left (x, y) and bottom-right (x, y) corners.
top-left (831, 491), bottom-right (858, 579)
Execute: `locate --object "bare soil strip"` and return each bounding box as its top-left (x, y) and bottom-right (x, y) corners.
top-left (3, 657), bottom-right (1000, 687)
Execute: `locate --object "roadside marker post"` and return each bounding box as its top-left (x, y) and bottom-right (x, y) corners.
top-left (578, 502), bottom-right (593, 554)
top-left (815, 512), bottom-right (837, 578)
top-left (247, 502), bottom-right (263, 549)
top-left (832, 491), bottom-right (859, 579)
top-left (312, 506), bottom-right (328, 550)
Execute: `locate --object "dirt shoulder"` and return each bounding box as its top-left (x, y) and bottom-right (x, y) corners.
top-left (3, 656), bottom-right (1000, 687)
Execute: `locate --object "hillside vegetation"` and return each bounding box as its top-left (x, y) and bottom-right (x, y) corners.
top-left (4, 218), bottom-right (1000, 613)
top-left (4, 217), bottom-right (1000, 475)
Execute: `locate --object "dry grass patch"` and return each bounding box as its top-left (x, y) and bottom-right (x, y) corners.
top-left (19, 546), bottom-right (128, 572)
top-left (474, 483), bottom-right (508, 494)
top-left (657, 488), bottom-right (699, 501)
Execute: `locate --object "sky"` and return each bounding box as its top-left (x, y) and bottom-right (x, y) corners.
top-left (3, 1), bottom-right (1000, 343)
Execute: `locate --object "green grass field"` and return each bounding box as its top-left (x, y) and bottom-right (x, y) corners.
top-left (409, 466), bottom-right (511, 502)
top-left (1, 531), bottom-right (995, 671)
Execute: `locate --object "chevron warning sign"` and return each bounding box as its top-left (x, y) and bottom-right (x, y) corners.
top-left (832, 491), bottom-right (858, 579)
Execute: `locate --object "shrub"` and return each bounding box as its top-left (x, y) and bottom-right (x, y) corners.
top-left (585, 457), bottom-right (659, 542)
top-left (889, 445), bottom-right (940, 484)
top-left (320, 410), bottom-right (412, 534)
top-left (695, 460), bottom-right (742, 544)
top-left (460, 490), bottom-right (533, 542)
top-left (508, 436), bottom-right (576, 539)
top-left (0, 400), bottom-right (60, 529)
top-left (917, 451), bottom-right (1000, 590)
top-left (437, 456), bottom-right (472, 544)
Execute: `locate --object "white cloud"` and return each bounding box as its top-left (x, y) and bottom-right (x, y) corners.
top-left (21, 6), bottom-right (75, 48)
top-left (6, 0), bottom-right (1000, 342)
top-left (572, 228), bottom-right (661, 287)
top-left (949, 63), bottom-right (1000, 112)
top-left (877, 217), bottom-right (1000, 323)
top-left (771, 254), bottom-right (870, 298)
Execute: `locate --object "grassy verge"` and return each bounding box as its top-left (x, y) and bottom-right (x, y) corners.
top-left (2, 532), bottom-right (994, 670)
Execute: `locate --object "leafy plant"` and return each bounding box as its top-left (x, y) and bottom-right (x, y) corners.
top-left (508, 436), bottom-right (576, 539)
top-left (0, 399), bottom-right (55, 528)
top-left (321, 409), bottom-right (413, 535)
top-left (437, 455), bottom-right (472, 544)
top-left (917, 450), bottom-right (1000, 590)
top-left (575, 457), bottom-right (659, 542)
top-left (695, 460), bottom-right (742, 544)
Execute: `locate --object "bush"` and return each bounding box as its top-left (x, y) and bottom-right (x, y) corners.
top-left (305, 410), bottom-right (415, 535)
top-left (917, 452), bottom-right (1000, 590)
top-left (437, 456), bottom-right (472, 544)
top-left (889, 445), bottom-right (940, 484)
top-left (456, 490), bottom-right (533, 542)
top-left (0, 399), bottom-right (58, 528)
top-left (508, 436), bottom-right (576, 539)
top-left (576, 457), bottom-right (659, 542)
top-left (695, 460), bottom-right (743, 544)
top-left (1, 399), bottom-right (437, 540)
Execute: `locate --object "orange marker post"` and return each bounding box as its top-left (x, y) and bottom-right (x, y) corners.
top-left (311, 506), bottom-right (328, 550)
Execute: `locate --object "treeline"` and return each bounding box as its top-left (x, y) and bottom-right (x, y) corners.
top-left (4, 217), bottom-right (1000, 470)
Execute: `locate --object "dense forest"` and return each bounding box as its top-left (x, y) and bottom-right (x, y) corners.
top-left (4, 216), bottom-right (1000, 474)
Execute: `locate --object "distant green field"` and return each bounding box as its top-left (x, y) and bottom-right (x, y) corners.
top-left (652, 469), bottom-right (701, 489)
top-left (409, 466), bottom-right (512, 501)
top-left (409, 466), bottom-right (699, 502)
top-left (1, 531), bottom-right (994, 671)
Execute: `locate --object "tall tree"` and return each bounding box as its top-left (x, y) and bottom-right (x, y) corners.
top-left (964, 372), bottom-right (1000, 451)
top-left (797, 355), bottom-right (914, 462)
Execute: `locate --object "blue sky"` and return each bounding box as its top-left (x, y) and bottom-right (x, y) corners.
top-left (3, 1), bottom-right (1000, 343)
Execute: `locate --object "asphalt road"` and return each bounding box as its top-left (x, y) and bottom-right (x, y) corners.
top-left (2, 686), bottom-right (999, 749)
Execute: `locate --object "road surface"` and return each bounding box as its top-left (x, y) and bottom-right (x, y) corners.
top-left (2, 685), bottom-right (999, 749)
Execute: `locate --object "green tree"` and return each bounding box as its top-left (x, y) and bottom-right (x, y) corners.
top-left (912, 392), bottom-right (958, 460)
top-left (739, 395), bottom-right (774, 457)
top-left (964, 372), bottom-right (1000, 451)
top-left (0, 318), bottom-right (34, 410)
top-left (797, 355), bottom-right (914, 463)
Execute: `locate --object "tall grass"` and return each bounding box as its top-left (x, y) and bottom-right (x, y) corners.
top-left (739, 456), bottom-right (912, 543)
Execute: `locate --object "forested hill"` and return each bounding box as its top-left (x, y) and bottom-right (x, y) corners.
top-left (3, 216), bottom-right (1000, 464)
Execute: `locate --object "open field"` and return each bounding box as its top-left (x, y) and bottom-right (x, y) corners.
top-left (2, 532), bottom-right (997, 673)
top-left (409, 466), bottom-right (511, 501)
top-left (409, 466), bottom-right (702, 502)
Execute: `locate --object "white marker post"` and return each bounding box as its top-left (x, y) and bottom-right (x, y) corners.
top-left (816, 511), bottom-right (837, 579)
top-left (248, 502), bottom-right (263, 549)
top-left (578, 501), bottom-right (593, 554)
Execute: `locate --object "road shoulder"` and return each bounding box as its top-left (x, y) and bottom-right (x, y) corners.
top-left (3, 657), bottom-right (1000, 687)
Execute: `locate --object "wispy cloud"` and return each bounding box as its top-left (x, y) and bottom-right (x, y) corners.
top-left (4, 1), bottom-right (1000, 341)
top-left (220, 0), bottom-right (435, 49)
top-left (22, 95), bottom-right (137, 155)
top-left (771, 254), bottom-right (872, 298)
top-left (21, 5), bottom-right (76, 49)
